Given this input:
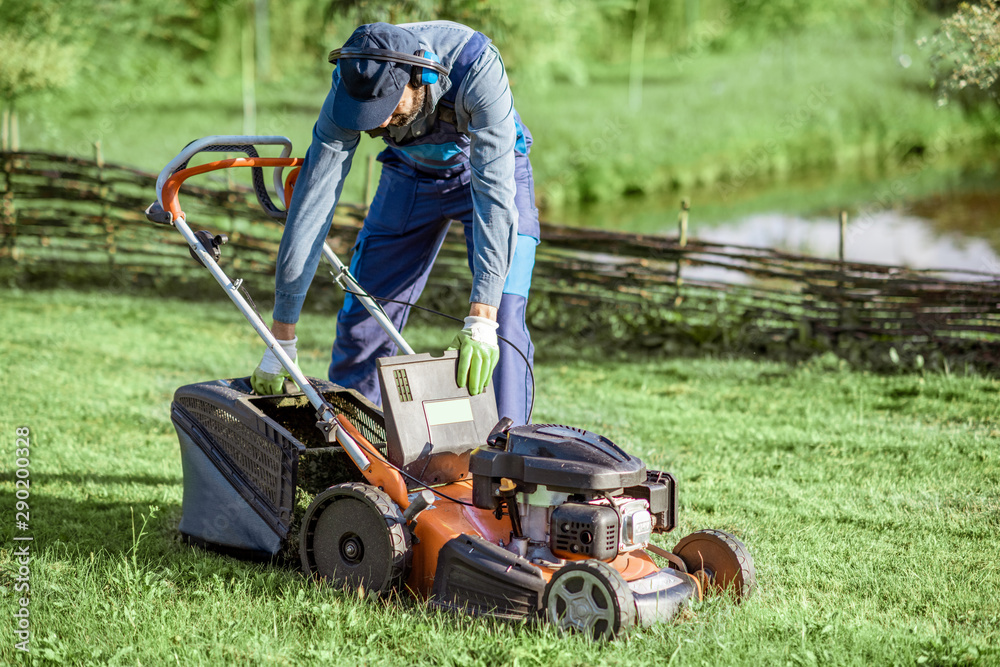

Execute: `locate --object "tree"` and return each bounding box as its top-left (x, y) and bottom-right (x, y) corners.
top-left (320, 0), bottom-right (617, 88)
top-left (0, 1), bottom-right (87, 150)
top-left (324, 0), bottom-right (436, 25)
top-left (922, 0), bottom-right (1000, 108)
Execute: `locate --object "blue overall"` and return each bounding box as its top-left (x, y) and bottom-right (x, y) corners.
top-left (327, 30), bottom-right (539, 425)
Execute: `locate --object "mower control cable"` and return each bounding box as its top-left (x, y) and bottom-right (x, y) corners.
top-left (340, 288), bottom-right (536, 423)
top-left (344, 432), bottom-right (475, 507)
top-left (190, 252), bottom-right (514, 499)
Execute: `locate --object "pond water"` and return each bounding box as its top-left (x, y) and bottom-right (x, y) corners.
top-left (545, 152), bottom-right (1000, 280)
top-left (698, 210), bottom-right (998, 281)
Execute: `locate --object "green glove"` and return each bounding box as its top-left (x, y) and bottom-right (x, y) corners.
top-left (446, 316), bottom-right (500, 396)
top-left (250, 337), bottom-right (298, 395)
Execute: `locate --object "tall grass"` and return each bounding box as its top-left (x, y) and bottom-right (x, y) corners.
top-left (1, 287), bottom-right (998, 665)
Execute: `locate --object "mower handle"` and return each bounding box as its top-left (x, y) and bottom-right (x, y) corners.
top-left (152, 137), bottom-right (416, 359)
top-left (150, 137), bottom-right (415, 433)
top-left (159, 156), bottom-right (304, 223)
top-left (155, 135), bottom-right (296, 219)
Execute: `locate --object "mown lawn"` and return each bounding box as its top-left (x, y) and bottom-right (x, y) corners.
top-left (1, 288), bottom-right (998, 665)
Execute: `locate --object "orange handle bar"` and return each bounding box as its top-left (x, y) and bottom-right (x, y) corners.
top-left (161, 156), bottom-right (305, 221)
top-left (285, 167), bottom-right (301, 203)
top-left (335, 414), bottom-right (410, 509)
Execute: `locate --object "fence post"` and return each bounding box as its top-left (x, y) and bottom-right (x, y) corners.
top-left (839, 210), bottom-right (846, 263)
top-left (679, 197), bottom-right (689, 247)
top-left (675, 197), bottom-right (690, 306)
top-left (837, 210), bottom-right (848, 343)
top-left (95, 141), bottom-right (116, 267)
top-left (1, 151), bottom-right (14, 260)
top-left (363, 154), bottom-right (376, 208)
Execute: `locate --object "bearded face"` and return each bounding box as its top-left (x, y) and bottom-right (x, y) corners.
top-left (386, 84), bottom-right (426, 127)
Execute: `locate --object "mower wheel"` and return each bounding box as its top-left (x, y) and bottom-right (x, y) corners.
top-left (544, 560), bottom-right (636, 640)
top-left (300, 482), bottom-right (411, 594)
top-left (672, 529), bottom-right (755, 601)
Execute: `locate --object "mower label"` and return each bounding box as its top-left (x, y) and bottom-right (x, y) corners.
top-left (423, 398), bottom-right (475, 427)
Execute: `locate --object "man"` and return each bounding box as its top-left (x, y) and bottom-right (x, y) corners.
top-left (250, 21), bottom-right (538, 426)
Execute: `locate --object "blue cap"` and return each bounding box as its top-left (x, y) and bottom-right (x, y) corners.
top-left (333, 23), bottom-right (418, 131)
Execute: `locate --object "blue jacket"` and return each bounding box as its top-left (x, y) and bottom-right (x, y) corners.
top-left (273, 21), bottom-right (523, 324)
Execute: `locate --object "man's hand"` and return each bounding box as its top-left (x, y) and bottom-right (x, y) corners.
top-left (250, 336), bottom-right (298, 395)
top-left (447, 316), bottom-right (499, 395)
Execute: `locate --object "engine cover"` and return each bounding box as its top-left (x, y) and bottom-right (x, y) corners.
top-left (471, 424), bottom-right (646, 505)
top-left (549, 503), bottom-right (619, 560)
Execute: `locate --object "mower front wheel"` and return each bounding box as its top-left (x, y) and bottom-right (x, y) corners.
top-left (300, 482), bottom-right (411, 594)
top-left (672, 529), bottom-right (756, 601)
top-left (544, 560), bottom-right (636, 640)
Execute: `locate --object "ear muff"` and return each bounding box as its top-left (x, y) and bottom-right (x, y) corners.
top-left (413, 50), bottom-right (441, 86)
top-left (328, 47), bottom-right (449, 87)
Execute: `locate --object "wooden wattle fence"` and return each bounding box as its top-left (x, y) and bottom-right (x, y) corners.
top-left (3, 150), bottom-right (999, 371)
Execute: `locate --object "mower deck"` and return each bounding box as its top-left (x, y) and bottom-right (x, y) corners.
top-left (172, 355), bottom-right (754, 640)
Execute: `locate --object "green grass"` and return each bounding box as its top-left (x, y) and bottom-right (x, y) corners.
top-left (1, 287), bottom-right (999, 665)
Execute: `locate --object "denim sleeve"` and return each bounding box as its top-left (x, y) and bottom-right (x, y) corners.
top-left (457, 45), bottom-right (518, 308)
top-left (272, 72), bottom-right (360, 324)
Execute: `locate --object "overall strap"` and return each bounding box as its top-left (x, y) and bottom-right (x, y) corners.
top-left (440, 31), bottom-right (492, 108)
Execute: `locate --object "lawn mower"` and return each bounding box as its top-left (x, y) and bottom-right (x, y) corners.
top-left (147, 136), bottom-right (756, 640)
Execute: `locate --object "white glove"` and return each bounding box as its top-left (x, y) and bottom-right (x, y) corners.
top-left (464, 316), bottom-right (499, 345)
top-left (251, 337), bottom-right (298, 394)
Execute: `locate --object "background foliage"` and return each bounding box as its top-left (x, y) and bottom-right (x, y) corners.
top-left (2, 0), bottom-right (999, 205)
top-left (0, 1), bottom-right (87, 104)
top-left (5, 0), bottom-right (997, 108)
top-left (921, 0), bottom-right (1000, 107)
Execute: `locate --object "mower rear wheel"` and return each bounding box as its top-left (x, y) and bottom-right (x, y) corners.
top-left (544, 560), bottom-right (636, 640)
top-left (300, 482), bottom-right (411, 594)
top-left (672, 529), bottom-right (755, 601)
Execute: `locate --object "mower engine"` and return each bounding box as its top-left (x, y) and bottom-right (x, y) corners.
top-left (471, 423), bottom-right (676, 566)
top-left (548, 493), bottom-right (652, 560)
